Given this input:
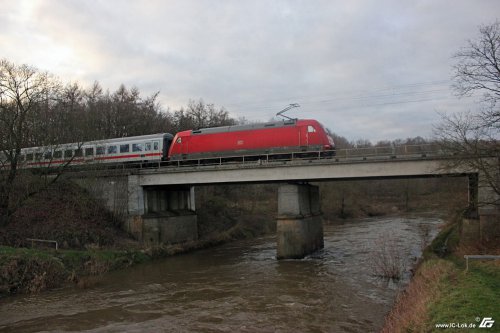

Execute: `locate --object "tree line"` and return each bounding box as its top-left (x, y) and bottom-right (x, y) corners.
top-left (0, 65), bottom-right (236, 150)
top-left (0, 59), bottom-right (236, 226)
top-left (329, 133), bottom-right (430, 150)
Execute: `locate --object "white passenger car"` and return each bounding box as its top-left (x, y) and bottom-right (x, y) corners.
top-left (4, 133), bottom-right (174, 168)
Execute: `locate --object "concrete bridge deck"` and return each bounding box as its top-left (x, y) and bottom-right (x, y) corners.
top-left (137, 156), bottom-right (461, 186)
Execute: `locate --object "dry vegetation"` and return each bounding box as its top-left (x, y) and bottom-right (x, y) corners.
top-left (369, 235), bottom-right (406, 280)
top-left (0, 181), bottom-right (134, 249)
top-left (381, 259), bottom-right (455, 333)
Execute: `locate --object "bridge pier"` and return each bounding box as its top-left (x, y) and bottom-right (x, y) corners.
top-left (478, 172), bottom-right (500, 241)
top-left (462, 172), bottom-right (500, 243)
top-left (276, 183), bottom-right (324, 259)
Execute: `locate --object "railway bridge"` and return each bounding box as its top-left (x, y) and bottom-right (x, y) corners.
top-left (73, 145), bottom-right (499, 259)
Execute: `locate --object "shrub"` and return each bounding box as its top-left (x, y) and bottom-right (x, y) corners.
top-left (370, 235), bottom-right (406, 280)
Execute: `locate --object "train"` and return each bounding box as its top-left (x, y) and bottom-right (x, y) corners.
top-left (1, 119), bottom-right (335, 168)
top-left (169, 118), bottom-right (335, 161)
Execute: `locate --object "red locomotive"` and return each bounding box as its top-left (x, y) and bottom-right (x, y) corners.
top-left (168, 119), bottom-right (335, 161)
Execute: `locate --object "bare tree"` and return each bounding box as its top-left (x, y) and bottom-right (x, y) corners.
top-left (436, 21), bottom-right (500, 207)
top-left (185, 99), bottom-right (236, 129)
top-left (435, 112), bottom-right (499, 205)
top-left (173, 99), bottom-right (236, 132)
top-left (453, 21), bottom-right (500, 108)
top-left (327, 130), bottom-right (352, 149)
top-left (0, 59), bottom-right (64, 226)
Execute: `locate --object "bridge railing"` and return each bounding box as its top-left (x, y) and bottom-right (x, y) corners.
top-left (336, 144), bottom-right (442, 159)
top-left (155, 143), bottom-right (445, 169)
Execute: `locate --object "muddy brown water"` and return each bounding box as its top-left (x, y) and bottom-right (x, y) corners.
top-left (0, 215), bottom-right (442, 332)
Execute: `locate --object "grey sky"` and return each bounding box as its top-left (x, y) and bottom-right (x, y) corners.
top-left (1, 0), bottom-right (499, 142)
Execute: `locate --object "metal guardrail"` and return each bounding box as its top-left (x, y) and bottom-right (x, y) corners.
top-left (27, 238), bottom-right (59, 250)
top-left (464, 255), bottom-right (500, 271)
top-left (153, 143), bottom-right (444, 169)
top-left (334, 144), bottom-right (442, 159)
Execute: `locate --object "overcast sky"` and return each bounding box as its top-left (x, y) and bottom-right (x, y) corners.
top-left (1, 1), bottom-right (499, 142)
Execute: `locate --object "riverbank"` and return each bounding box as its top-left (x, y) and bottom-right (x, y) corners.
top-left (0, 177), bottom-right (465, 297)
top-left (0, 216), bottom-right (443, 332)
top-left (0, 215), bottom-right (271, 297)
top-left (381, 218), bottom-right (500, 332)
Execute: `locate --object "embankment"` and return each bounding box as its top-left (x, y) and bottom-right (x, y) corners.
top-left (381, 217), bottom-right (500, 332)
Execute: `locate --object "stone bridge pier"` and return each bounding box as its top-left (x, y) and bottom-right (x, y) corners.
top-left (476, 172), bottom-right (500, 241)
top-left (276, 183), bottom-right (324, 259)
top-left (462, 172), bottom-right (500, 243)
top-left (127, 175), bottom-right (198, 245)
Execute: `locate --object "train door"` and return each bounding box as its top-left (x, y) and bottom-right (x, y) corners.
top-left (162, 135), bottom-right (173, 160)
top-left (173, 136), bottom-right (189, 159)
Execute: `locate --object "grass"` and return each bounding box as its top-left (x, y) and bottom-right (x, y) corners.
top-left (428, 262), bottom-right (500, 331)
top-left (382, 218), bottom-right (500, 333)
top-left (0, 246), bottom-right (150, 295)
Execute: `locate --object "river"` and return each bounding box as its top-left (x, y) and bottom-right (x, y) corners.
top-left (0, 215), bottom-right (442, 333)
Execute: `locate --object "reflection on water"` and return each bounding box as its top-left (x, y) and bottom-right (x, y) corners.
top-left (0, 215), bottom-right (442, 332)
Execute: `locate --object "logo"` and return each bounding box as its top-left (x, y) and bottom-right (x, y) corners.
top-left (479, 317), bottom-right (495, 328)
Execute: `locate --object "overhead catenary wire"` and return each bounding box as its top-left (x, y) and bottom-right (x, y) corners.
top-left (222, 80), bottom-right (466, 122)
top-left (223, 80), bottom-right (453, 110)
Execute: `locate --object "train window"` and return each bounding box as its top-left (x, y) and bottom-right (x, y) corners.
top-left (85, 147), bottom-right (94, 156)
top-left (18, 154), bottom-right (25, 162)
top-left (54, 150), bottom-right (62, 158)
top-left (35, 152), bottom-right (43, 161)
top-left (153, 141), bottom-right (159, 150)
top-left (176, 138), bottom-right (181, 144)
top-left (74, 149), bottom-right (83, 157)
top-left (96, 146), bottom-right (105, 155)
top-left (120, 144), bottom-right (130, 153)
top-left (26, 153), bottom-right (33, 161)
top-left (107, 146), bottom-right (117, 154)
top-left (307, 125), bottom-right (316, 133)
top-left (145, 142), bottom-right (152, 151)
top-left (44, 151), bottom-right (52, 160)
top-left (132, 143), bottom-right (143, 152)
top-left (64, 149), bottom-right (73, 158)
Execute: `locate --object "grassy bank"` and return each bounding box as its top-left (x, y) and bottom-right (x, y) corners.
top-left (382, 220), bottom-right (500, 332)
top-left (0, 246), bottom-right (150, 295)
top-left (0, 216), bottom-right (272, 297)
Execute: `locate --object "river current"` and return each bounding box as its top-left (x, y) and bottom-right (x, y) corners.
top-left (0, 215), bottom-right (442, 333)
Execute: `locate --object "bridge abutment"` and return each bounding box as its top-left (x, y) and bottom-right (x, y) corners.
top-left (123, 176), bottom-right (199, 244)
top-left (139, 185), bottom-right (198, 245)
top-left (276, 183), bottom-right (324, 259)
